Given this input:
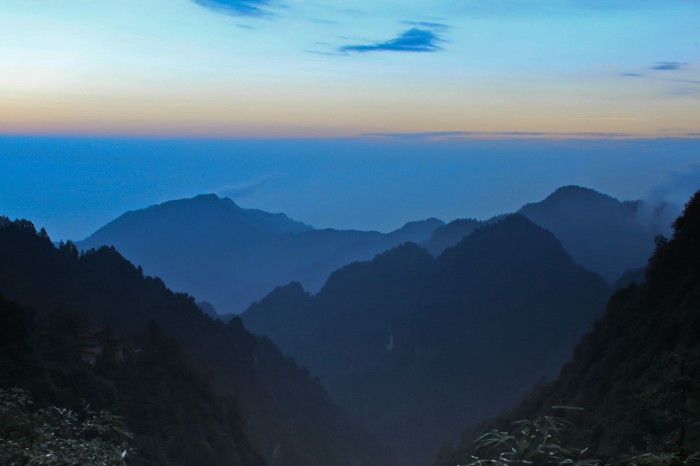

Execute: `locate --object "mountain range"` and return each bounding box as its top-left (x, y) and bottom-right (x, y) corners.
top-left (1, 184), bottom-right (680, 466)
top-left (425, 186), bottom-right (663, 282)
top-left (435, 190), bottom-right (700, 464)
top-left (0, 217), bottom-right (392, 466)
top-left (79, 186), bottom-right (665, 317)
top-left (242, 214), bottom-right (610, 465)
top-left (78, 194), bottom-right (443, 313)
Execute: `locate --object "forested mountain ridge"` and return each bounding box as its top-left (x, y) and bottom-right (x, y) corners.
top-left (0, 216), bottom-right (393, 466)
top-left (242, 214), bottom-right (610, 466)
top-left (0, 295), bottom-right (266, 466)
top-left (434, 190), bottom-right (700, 465)
top-left (78, 194), bottom-right (443, 313)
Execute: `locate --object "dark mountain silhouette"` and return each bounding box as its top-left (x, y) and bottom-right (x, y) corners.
top-left (518, 185), bottom-right (662, 282)
top-left (423, 187), bottom-right (664, 282)
top-left (0, 297), bottom-right (266, 466)
top-left (435, 191), bottom-right (700, 465)
top-left (242, 214), bottom-right (609, 465)
top-left (78, 194), bottom-right (443, 313)
top-left (0, 216), bottom-right (393, 466)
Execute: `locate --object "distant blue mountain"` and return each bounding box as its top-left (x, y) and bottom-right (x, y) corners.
top-left (517, 186), bottom-right (661, 282)
top-left (424, 186), bottom-right (664, 283)
top-left (79, 194), bottom-right (443, 313)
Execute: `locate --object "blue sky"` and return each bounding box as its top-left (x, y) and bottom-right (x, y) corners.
top-left (0, 1), bottom-right (698, 239)
top-left (0, 0), bottom-right (698, 137)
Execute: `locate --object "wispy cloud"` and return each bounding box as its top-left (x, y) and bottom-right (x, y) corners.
top-left (669, 88), bottom-right (699, 96)
top-left (362, 131), bottom-right (636, 141)
top-left (192, 0), bottom-right (275, 17)
top-left (399, 20), bottom-right (449, 30)
top-left (651, 61), bottom-right (687, 70)
top-left (340, 28), bottom-right (443, 53)
top-left (215, 173), bottom-right (277, 198)
top-left (644, 163), bottom-right (700, 232)
top-left (620, 73), bottom-right (643, 77)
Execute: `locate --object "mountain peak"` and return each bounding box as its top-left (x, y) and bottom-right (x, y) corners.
top-left (540, 185), bottom-right (617, 206)
top-left (517, 186), bottom-right (655, 283)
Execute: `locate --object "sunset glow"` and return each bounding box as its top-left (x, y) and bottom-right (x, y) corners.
top-left (1, 0), bottom-right (698, 138)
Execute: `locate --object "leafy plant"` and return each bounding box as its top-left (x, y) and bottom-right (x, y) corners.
top-left (466, 407), bottom-right (599, 466)
top-left (0, 387), bottom-right (132, 465)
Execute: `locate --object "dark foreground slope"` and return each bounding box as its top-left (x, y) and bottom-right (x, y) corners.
top-left (78, 194), bottom-right (442, 313)
top-left (0, 217), bottom-right (392, 466)
top-left (243, 215), bottom-right (609, 465)
top-left (0, 296), bottom-right (265, 466)
top-left (436, 190), bottom-right (700, 465)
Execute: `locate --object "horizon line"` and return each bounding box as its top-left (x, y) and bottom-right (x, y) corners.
top-left (2, 130), bottom-right (700, 142)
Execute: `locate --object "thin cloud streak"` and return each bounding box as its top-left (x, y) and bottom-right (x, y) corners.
top-left (362, 131), bottom-right (652, 141)
top-left (192, 0), bottom-right (275, 17)
top-left (340, 28), bottom-right (443, 53)
top-left (651, 61), bottom-right (688, 70)
top-left (215, 173), bottom-right (278, 198)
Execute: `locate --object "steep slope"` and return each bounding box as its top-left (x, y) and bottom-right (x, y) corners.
top-left (0, 297), bottom-right (265, 466)
top-left (0, 217), bottom-right (393, 466)
top-left (436, 190), bottom-right (700, 465)
top-left (242, 215), bottom-right (609, 465)
top-left (78, 194), bottom-right (443, 312)
top-left (518, 185), bottom-right (661, 282)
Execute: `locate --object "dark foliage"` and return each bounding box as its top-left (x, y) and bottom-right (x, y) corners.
top-left (0, 387), bottom-right (132, 466)
top-left (0, 296), bottom-right (262, 465)
top-left (0, 216), bottom-right (393, 466)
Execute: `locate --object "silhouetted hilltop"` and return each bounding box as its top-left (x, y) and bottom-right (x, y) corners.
top-left (242, 214), bottom-right (609, 466)
top-left (79, 194), bottom-right (443, 313)
top-left (435, 190), bottom-right (700, 465)
top-left (518, 185), bottom-right (661, 282)
top-left (0, 216), bottom-right (394, 466)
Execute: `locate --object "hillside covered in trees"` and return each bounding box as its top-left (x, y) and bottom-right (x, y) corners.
top-left (0, 217), bottom-right (392, 466)
top-left (435, 191), bottom-right (700, 465)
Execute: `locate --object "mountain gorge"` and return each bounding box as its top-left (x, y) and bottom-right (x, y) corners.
top-left (1, 185), bottom-right (678, 466)
top-left (242, 214), bottom-right (610, 465)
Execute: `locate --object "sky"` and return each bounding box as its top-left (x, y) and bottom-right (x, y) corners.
top-left (0, 1), bottom-right (699, 239)
top-left (0, 0), bottom-right (699, 137)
